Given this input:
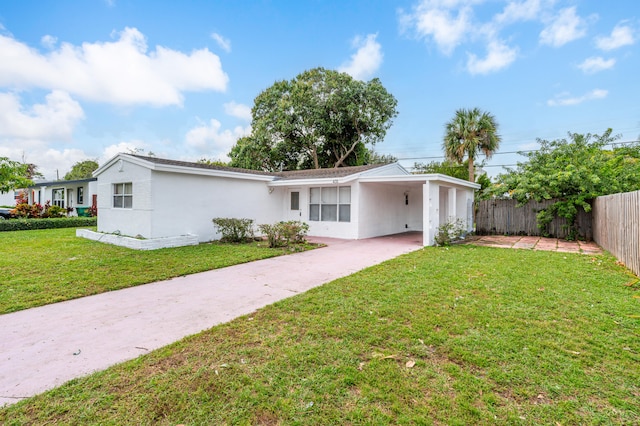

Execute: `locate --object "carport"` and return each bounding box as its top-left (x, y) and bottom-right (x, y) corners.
top-left (357, 174), bottom-right (479, 245)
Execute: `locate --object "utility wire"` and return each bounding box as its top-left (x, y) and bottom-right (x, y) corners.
top-left (394, 140), bottom-right (640, 162)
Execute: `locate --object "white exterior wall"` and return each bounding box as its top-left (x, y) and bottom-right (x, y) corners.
top-left (97, 161), bottom-right (153, 238)
top-left (150, 171), bottom-right (279, 242)
top-left (0, 191), bottom-right (15, 206)
top-left (407, 186), bottom-right (424, 231)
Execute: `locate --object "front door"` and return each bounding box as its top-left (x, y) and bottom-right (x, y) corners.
top-left (288, 189), bottom-right (303, 221)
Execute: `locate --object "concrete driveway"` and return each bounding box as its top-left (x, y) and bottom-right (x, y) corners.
top-left (0, 232), bottom-right (422, 406)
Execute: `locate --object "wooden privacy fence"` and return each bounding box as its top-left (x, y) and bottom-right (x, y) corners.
top-left (476, 199), bottom-right (593, 240)
top-left (593, 190), bottom-right (640, 277)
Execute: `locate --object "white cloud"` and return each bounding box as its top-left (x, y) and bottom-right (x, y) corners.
top-left (0, 90), bottom-right (84, 140)
top-left (0, 144), bottom-right (90, 181)
top-left (547, 89), bottom-right (608, 106)
top-left (0, 27), bottom-right (229, 106)
top-left (494, 0), bottom-right (542, 24)
top-left (185, 119), bottom-right (251, 160)
top-left (40, 148), bottom-right (91, 180)
top-left (595, 23), bottom-right (636, 51)
top-left (466, 39), bottom-right (518, 74)
top-left (224, 101), bottom-right (252, 121)
top-left (99, 141), bottom-right (152, 164)
top-left (539, 7), bottom-right (588, 47)
top-left (41, 35), bottom-right (57, 49)
top-left (400, 0), bottom-right (475, 55)
top-left (211, 32), bottom-right (231, 53)
top-left (338, 34), bottom-right (383, 80)
top-left (578, 56), bottom-right (615, 74)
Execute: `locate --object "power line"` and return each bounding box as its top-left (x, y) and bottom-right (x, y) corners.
top-left (396, 140), bottom-right (640, 162)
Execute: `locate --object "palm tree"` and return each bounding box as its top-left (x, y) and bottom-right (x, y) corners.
top-left (443, 108), bottom-right (501, 182)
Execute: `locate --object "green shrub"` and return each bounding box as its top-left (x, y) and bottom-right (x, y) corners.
top-left (44, 205), bottom-right (66, 218)
top-left (258, 221), bottom-right (309, 248)
top-left (13, 203), bottom-right (42, 218)
top-left (434, 218), bottom-right (466, 246)
top-left (212, 218), bottom-right (255, 243)
top-left (0, 217), bottom-right (97, 232)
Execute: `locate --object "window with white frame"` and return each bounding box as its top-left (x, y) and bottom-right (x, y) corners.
top-left (113, 183), bottom-right (133, 208)
top-left (52, 188), bottom-right (65, 208)
top-left (309, 186), bottom-right (350, 222)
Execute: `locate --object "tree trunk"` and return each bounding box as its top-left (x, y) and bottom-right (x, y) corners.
top-left (312, 145), bottom-right (319, 169)
top-left (468, 155), bottom-right (475, 182)
top-left (334, 139), bottom-right (360, 168)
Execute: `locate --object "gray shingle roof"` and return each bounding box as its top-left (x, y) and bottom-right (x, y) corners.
top-left (274, 163), bottom-right (385, 179)
top-left (129, 154), bottom-right (387, 180)
top-left (129, 154), bottom-right (276, 177)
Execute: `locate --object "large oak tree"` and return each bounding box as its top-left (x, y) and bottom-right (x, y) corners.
top-left (229, 68), bottom-right (398, 171)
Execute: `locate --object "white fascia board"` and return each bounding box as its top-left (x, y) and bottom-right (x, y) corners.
top-left (94, 153), bottom-right (155, 176)
top-left (359, 174), bottom-right (481, 189)
top-left (359, 162), bottom-right (410, 176)
top-left (150, 163), bottom-right (275, 182)
top-left (267, 174), bottom-right (362, 187)
top-left (93, 153), bottom-right (127, 176)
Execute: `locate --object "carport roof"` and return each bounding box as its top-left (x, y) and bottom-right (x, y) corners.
top-left (29, 177), bottom-right (97, 188)
top-left (359, 174), bottom-right (481, 189)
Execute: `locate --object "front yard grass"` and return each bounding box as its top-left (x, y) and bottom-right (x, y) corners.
top-left (0, 227), bottom-right (309, 314)
top-left (2, 245), bottom-right (639, 424)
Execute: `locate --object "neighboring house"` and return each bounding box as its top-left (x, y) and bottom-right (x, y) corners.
top-left (28, 178), bottom-right (98, 216)
top-left (0, 190), bottom-right (17, 206)
top-left (87, 153), bottom-right (479, 249)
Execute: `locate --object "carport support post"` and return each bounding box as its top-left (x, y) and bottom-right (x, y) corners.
top-left (423, 181), bottom-right (439, 246)
top-left (448, 187), bottom-right (456, 223)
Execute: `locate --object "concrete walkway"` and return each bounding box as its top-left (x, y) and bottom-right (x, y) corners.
top-left (0, 232), bottom-right (423, 406)
top-left (468, 235), bottom-right (603, 254)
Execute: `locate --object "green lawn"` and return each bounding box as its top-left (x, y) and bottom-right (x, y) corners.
top-left (0, 227), bottom-right (306, 314)
top-left (2, 245), bottom-right (638, 425)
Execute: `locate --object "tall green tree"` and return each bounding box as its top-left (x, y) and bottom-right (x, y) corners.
top-left (413, 160), bottom-right (469, 180)
top-left (365, 149), bottom-right (397, 165)
top-left (64, 160), bottom-right (99, 180)
top-left (443, 107), bottom-right (501, 182)
top-left (492, 129), bottom-right (640, 237)
top-left (229, 67), bottom-right (398, 171)
top-left (0, 157), bottom-right (34, 193)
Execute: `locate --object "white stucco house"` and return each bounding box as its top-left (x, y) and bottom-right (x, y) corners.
top-left (28, 178), bottom-right (98, 216)
top-left (80, 153), bottom-right (479, 249)
top-left (0, 190), bottom-right (17, 206)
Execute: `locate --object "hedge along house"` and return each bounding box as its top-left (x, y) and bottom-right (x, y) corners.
top-left (82, 153), bottom-right (479, 249)
top-left (27, 177), bottom-right (98, 216)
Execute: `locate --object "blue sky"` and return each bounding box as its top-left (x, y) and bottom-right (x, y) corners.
top-left (0, 0), bottom-right (638, 180)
